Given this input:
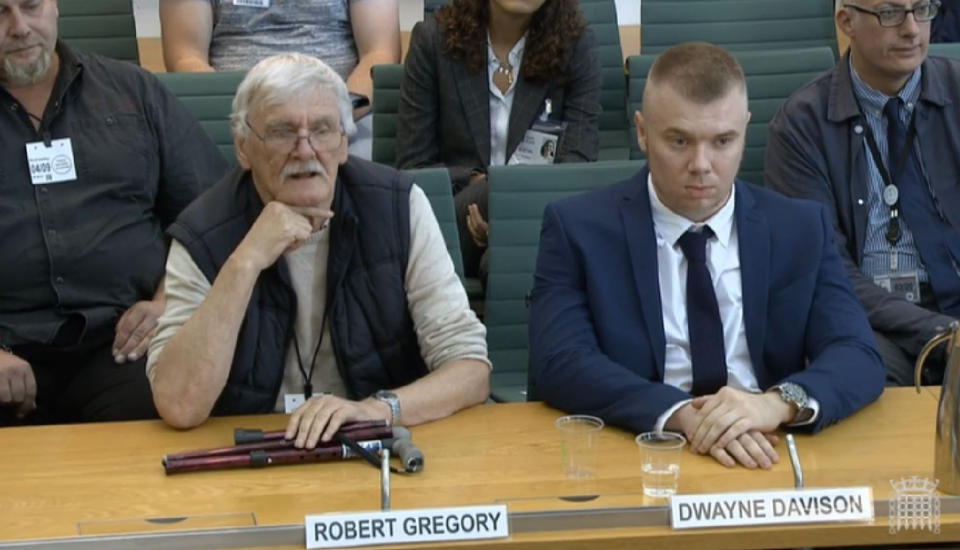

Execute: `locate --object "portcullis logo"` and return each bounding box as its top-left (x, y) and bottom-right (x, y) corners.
top-left (889, 476), bottom-right (940, 535)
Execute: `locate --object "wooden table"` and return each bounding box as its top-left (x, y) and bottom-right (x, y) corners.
top-left (0, 386), bottom-right (954, 549)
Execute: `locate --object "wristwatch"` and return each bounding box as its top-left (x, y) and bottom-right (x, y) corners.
top-left (771, 382), bottom-right (809, 422)
top-left (373, 390), bottom-right (401, 425)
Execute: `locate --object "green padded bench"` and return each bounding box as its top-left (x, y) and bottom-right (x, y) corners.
top-left (485, 160), bottom-right (646, 402)
top-left (423, 0), bottom-right (447, 16)
top-left (641, 0), bottom-right (837, 57)
top-left (579, 0), bottom-right (631, 160)
top-left (59, 0), bottom-right (140, 65)
top-left (626, 46), bottom-right (837, 186)
top-left (155, 71), bottom-right (245, 168)
top-left (930, 43), bottom-right (960, 60)
top-left (371, 64), bottom-right (404, 167)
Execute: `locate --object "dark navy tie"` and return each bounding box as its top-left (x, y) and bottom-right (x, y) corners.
top-left (677, 227), bottom-right (727, 396)
top-left (884, 98), bottom-right (960, 316)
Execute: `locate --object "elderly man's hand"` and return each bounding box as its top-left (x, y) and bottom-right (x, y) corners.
top-left (688, 387), bottom-right (794, 456)
top-left (284, 395), bottom-right (391, 449)
top-left (233, 202), bottom-right (334, 273)
top-left (113, 298), bottom-right (165, 363)
top-left (0, 350), bottom-right (36, 418)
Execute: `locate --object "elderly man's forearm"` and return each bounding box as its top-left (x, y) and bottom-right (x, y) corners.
top-left (393, 359), bottom-right (490, 425)
top-left (152, 256), bottom-right (260, 427)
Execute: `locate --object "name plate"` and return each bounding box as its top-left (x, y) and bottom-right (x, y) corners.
top-left (671, 487), bottom-right (873, 529)
top-left (305, 504), bottom-right (509, 548)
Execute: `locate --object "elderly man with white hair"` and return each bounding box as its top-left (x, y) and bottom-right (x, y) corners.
top-left (148, 53), bottom-right (490, 447)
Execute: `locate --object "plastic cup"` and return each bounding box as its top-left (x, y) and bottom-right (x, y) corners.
top-left (555, 415), bottom-right (604, 479)
top-left (636, 431), bottom-right (686, 498)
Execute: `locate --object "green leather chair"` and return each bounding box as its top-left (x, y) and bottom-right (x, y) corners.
top-left (58, 0), bottom-right (140, 65)
top-left (641, 0), bottom-right (837, 57)
top-left (155, 72), bottom-right (245, 169)
top-left (371, 64), bottom-right (404, 166)
top-left (626, 46), bottom-right (837, 186)
top-left (485, 160), bottom-right (646, 402)
top-left (403, 168), bottom-right (466, 279)
top-left (929, 43), bottom-right (960, 60)
top-left (418, 0), bottom-right (631, 161)
top-left (579, 0), bottom-right (631, 161)
top-left (423, 0), bottom-right (448, 16)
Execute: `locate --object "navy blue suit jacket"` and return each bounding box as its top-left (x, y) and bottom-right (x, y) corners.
top-left (529, 168), bottom-right (885, 434)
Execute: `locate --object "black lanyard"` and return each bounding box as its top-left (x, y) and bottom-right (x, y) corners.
top-left (291, 305), bottom-right (329, 399)
top-left (853, 93), bottom-right (918, 248)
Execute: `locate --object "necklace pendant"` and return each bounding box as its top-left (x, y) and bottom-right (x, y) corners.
top-left (495, 60), bottom-right (514, 87)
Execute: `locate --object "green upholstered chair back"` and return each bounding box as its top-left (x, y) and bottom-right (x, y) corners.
top-left (929, 43), bottom-right (960, 60)
top-left (424, 0), bottom-right (449, 16)
top-left (372, 64), bottom-right (404, 166)
top-left (641, 0), bottom-right (837, 57)
top-left (403, 168), bottom-right (466, 278)
top-left (485, 160), bottom-right (646, 402)
top-left (626, 46), bottom-right (837, 186)
top-left (58, 0), bottom-right (140, 65)
top-left (155, 72), bottom-right (245, 170)
top-left (579, 0), bottom-right (631, 161)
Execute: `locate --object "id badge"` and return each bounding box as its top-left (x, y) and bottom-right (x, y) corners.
top-left (25, 138), bottom-right (77, 185)
top-left (508, 129), bottom-right (559, 165)
top-left (283, 393), bottom-right (306, 414)
top-left (874, 271), bottom-right (921, 303)
top-left (508, 119), bottom-right (567, 165)
top-left (232, 0), bottom-right (270, 7)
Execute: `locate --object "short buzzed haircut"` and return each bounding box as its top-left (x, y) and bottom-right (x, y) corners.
top-left (645, 42), bottom-right (746, 106)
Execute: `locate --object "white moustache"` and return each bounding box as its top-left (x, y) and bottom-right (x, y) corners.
top-left (281, 161), bottom-right (326, 179)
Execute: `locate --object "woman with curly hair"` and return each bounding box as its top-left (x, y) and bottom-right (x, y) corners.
top-left (396, 0), bottom-right (601, 280)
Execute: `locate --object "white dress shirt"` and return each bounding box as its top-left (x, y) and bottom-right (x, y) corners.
top-left (649, 175), bottom-right (757, 395)
top-left (487, 35), bottom-right (525, 167)
top-left (646, 175), bottom-right (818, 431)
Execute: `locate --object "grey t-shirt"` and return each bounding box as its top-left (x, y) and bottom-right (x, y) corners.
top-left (208, 0), bottom-right (358, 80)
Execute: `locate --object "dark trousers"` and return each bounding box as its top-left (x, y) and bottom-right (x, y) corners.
top-left (0, 328), bottom-right (157, 426)
top-left (877, 283), bottom-right (946, 387)
top-left (454, 178), bottom-right (489, 282)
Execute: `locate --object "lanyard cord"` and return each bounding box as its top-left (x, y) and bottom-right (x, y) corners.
top-left (851, 91), bottom-right (918, 247)
top-left (291, 305), bottom-right (329, 399)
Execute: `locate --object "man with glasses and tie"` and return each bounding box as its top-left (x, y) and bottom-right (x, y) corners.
top-left (146, 53), bottom-right (490, 447)
top-left (766, 0), bottom-right (960, 386)
top-left (529, 42), bottom-right (884, 469)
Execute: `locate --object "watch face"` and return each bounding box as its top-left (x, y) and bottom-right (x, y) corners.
top-left (780, 383), bottom-right (807, 407)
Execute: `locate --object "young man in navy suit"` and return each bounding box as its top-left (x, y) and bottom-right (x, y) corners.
top-left (529, 42), bottom-right (885, 469)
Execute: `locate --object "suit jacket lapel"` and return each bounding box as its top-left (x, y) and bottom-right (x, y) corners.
top-left (452, 61), bottom-right (492, 165)
top-left (734, 182), bottom-right (771, 386)
top-left (621, 167), bottom-right (667, 376)
top-left (506, 72), bottom-right (549, 160)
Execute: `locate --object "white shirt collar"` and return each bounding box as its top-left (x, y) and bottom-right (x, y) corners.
top-left (647, 173), bottom-right (736, 250)
top-left (486, 33), bottom-right (526, 71)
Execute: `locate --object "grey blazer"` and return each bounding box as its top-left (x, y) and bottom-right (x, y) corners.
top-left (396, 15), bottom-right (601, 194)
